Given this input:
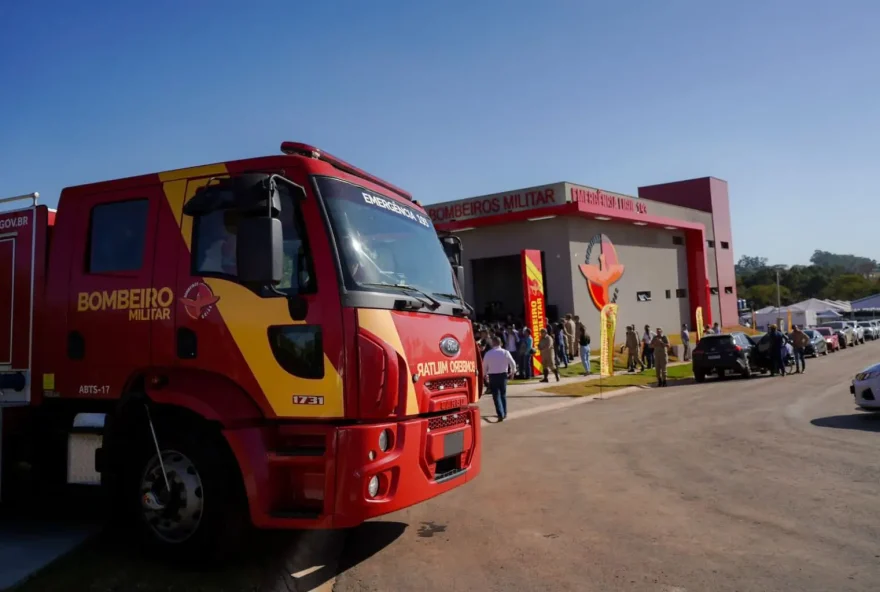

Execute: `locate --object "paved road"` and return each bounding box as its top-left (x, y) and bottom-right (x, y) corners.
top-left (333, 343), bottom-right (880, 592)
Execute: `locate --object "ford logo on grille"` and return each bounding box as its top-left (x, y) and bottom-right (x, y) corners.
top-left (439, 337), bottom-right (460, 357)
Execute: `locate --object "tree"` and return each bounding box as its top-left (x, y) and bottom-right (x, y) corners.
top-left (810, 250), bottom-right (876, 276)
top-left (744, 284), bottom-right (791, 309)
top-left (822, 274), bottom-right (875, 301)
top-left (735, 255), bottom-right (768, 276)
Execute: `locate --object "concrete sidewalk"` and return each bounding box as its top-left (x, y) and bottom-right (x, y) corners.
top-left (0, 515), bottom-right (99, 590)
top-left (478, 361), bottom-right (690, 421)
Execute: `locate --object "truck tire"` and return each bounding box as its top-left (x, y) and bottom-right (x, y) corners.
top-left (123, 420), bottom-right (248, 563)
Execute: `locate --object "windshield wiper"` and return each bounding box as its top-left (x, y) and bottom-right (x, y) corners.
top-left (361, 283), bottom-right (441, 310)
top-left (433, 292), bottom-right (474, 315)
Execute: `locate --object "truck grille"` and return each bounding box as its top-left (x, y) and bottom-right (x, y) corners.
top-left (425, 378), bottom-right (468, 392)
top-left (428, 413), bottom-right (468, 431)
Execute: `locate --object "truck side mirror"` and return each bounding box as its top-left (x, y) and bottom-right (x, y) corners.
top-left (453, 264), bottom-right (465, 296)
top-left (237, 216), bottom-right (283, 285)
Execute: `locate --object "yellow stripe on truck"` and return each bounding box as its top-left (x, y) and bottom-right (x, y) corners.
top-left (161, 167), bottom-right (345, 419)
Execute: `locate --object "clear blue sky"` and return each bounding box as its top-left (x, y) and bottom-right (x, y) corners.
top-left (1, 0), bottom-right (877, 265)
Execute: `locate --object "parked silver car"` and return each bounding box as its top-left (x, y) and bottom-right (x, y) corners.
top-left (857, 321), bottom-right (877, 341)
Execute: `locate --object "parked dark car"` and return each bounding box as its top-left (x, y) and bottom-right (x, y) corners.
top-left (692, 332), bottom-right (760, 382)
top-left (792, 329), bottom-right (828, 357)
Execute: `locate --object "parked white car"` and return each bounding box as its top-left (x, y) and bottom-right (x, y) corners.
top-left (851, 322), bottom-right (866, 344)
top-left (857, 321), bottom-right (877, 341)
top-left (851, 363), bottom-right (880, 410)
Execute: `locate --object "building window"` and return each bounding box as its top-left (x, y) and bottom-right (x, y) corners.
top-left (88, 199), bottom-right (150, 273)
top-left (676, 288), bottom-right (687, 298)
top-left (724, 286), bottom-right (734, 294)
top-left (720, 241), bottom-right (729, 249)
top-left (707, 240), bottom-right (715, 248)
top-left (636, 291), bottom-right (652, 302)
top-left (665, 290), bottom-right (671, 299)
top-left (672, 236), bottom-right (684, 246)
top-left (710, 287), bottom-right (719, 295)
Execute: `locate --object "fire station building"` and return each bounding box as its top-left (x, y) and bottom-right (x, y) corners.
top-left (429, 177), bottom-right (738, 339)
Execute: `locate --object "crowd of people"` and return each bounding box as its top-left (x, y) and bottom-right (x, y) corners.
top-left (474, 313), bottom-right (591, 421)
top-left (474, 315), bottom-right (742, 420)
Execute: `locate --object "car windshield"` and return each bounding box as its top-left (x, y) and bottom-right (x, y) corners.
top-left (315, 176), bottom-right (458, 301)
top-left (816, 328), bottom-right (831, 336)
top-left (825, 322), bottom-right (845, 329)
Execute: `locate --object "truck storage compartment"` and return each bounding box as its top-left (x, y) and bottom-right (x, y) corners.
top-left (0, 237), bottom-right (12, 366)
top-left (0, 195), bottom-right (48, 406)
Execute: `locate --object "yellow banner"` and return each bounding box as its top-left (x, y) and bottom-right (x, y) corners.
top-left (600, 303), bottom-right (618, 377)
top-left (787, 309), bottom-right (793, 332)
top-left (696, 307), bottom-right (704, 341)
top-left (751, 309), bottom-right (757, 329)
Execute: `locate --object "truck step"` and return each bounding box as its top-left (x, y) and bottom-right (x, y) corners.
top-left (271, 446), bottom-right (325, 457)
top-left (269, 509), bottom-right (321, 520)
top-left (266, 447), bottom-right (326, 467)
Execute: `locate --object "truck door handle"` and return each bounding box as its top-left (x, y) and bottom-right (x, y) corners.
top-left (177, 328), bottom-right (197, 359)
top-left (67, 331), bottom-right (85, 360)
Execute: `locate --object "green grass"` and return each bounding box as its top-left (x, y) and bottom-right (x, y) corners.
top-left (539, 363), bottom-right (693, 397)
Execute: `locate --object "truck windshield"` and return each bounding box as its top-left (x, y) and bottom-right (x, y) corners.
top-left (315, 177), bottom-right (457, 301)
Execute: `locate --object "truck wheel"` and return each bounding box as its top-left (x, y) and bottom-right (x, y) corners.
top-left (127, 423), bottom-right (247, 563)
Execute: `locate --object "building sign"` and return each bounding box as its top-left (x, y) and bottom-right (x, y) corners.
top-left (570, 186), bottom-right (647, 215)
top-left (427, 182), bottom-right (649, 226)
top-left (427, 184), bottom-right (561, 223)
top-left (521, 249), bottom-right (545, 377)
top-left (579, 234), bottom-right (624, 311)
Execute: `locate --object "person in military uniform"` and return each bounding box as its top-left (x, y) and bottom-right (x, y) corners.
top-left (538, 328), bottom-right (559, 383)
top-left (651, 327), bottom-right (670, 387)
top-left (623, 325), bottom-right (642, 372)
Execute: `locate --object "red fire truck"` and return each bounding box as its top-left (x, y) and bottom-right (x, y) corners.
top-left (0, 142), bottom-right (481, 558)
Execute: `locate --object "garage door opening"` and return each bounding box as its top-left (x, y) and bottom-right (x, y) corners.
top-left (471, 252), bottom-right (550, 324)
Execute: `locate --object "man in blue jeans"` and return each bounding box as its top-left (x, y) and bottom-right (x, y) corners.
top-left (483, 336), bottom-right (518, 422)
top-left (790, 325), bottom-right (809, 374)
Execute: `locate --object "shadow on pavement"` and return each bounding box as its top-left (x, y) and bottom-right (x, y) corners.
top-left (17, 520), bottom-right (407, 592)
top-left (336, 521), bottom-right (407, 572)
top-left (811, 412), bottom-right (880, 433)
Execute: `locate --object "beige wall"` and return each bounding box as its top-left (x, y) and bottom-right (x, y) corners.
top-left (455, 214), bottom-right (691, 344)
top-left (567, 218), bottom-right (689, 343)
top-left (456, 217), bottom-right (573, 319)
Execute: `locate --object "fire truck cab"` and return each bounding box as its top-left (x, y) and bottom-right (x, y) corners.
top-left (0, 142), bottom-right (480, 559)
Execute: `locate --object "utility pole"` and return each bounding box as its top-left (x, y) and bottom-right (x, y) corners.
top-left (776, 269), bottom-right (782, 330)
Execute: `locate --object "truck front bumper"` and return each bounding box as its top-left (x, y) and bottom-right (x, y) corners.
top-left (223, 405), bottom-right (482, 530)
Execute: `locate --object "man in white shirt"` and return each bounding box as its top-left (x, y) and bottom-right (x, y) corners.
top-left (483, 336), bottom-right (517, 422)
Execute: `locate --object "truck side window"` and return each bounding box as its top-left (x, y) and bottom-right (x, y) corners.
top-left (191, 185), bottom-right (315, 294)
top-left (87, 199), bottom-right (150, 273)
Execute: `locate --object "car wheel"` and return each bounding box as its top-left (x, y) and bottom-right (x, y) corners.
top-left (694, 371), bottom-right (705, 383)
top-left (741, 363), bottom-right (752, 378)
